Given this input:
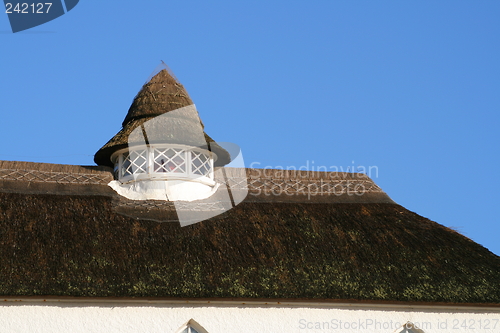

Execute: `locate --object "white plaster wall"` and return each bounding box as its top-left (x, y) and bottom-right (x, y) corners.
top-left (0, 301), bottom-right (498, 333)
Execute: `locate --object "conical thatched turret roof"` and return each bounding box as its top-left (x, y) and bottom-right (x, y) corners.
top-left (94, 68), bottom-right (230, 168)
top-left (121, 68), bottom-right (194, 126)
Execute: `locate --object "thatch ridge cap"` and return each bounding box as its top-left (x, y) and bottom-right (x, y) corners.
top-left (244, 167), bottom-right (373, 180)
top-left (0, 160), bottom-right (113, 175)
top-left (0, 164), bottom-right (390, 203)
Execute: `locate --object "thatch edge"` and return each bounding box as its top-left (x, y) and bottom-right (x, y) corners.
top-left (1, 296), bottom-right (500, 309)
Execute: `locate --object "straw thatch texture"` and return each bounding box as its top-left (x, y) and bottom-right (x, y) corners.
top-left (0, 190), bottom-right (499, 304)
top-left (122, 69), bottom-right (194, 126)
top-left (94, 69), bottom-right (230, 168)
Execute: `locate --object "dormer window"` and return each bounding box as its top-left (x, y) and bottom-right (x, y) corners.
top-left (111, 144), bottom-right (215, 186)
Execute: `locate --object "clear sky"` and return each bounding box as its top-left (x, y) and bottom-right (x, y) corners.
top-left (1, 1), bottom-right (499, 256)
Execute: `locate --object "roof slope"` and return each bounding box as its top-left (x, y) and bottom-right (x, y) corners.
top-left (0, 172), bottom-right (499, 303)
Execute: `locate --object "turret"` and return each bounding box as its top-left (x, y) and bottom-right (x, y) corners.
top-left (94, 65), bottom-right (230, 201)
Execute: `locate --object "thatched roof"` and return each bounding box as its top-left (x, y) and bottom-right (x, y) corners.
top-left (1, 161), bottom-right (499, 304)
top-left (94, 69), bottom-right (230, 168)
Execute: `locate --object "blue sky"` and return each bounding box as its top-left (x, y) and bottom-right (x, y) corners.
top-left (1, 1), bottom-right (499, 256)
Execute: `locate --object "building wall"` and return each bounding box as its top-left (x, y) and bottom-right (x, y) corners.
top-left (0, 300), bottom-right (498, 333)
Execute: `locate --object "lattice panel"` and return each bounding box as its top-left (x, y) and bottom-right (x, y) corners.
top-left (123, 150), bottom-right (148, 176)
top-left (191, 151), bottom-right (211, 176)
top-left (153, 148), bottom-right (186, 173)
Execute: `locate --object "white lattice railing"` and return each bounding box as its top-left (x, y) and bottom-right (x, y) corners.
top-left (112, 144), bottom-right (214, 184)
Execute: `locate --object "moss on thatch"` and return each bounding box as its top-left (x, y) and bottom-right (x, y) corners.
top-left (0, 191), bottom-right (499, 304)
